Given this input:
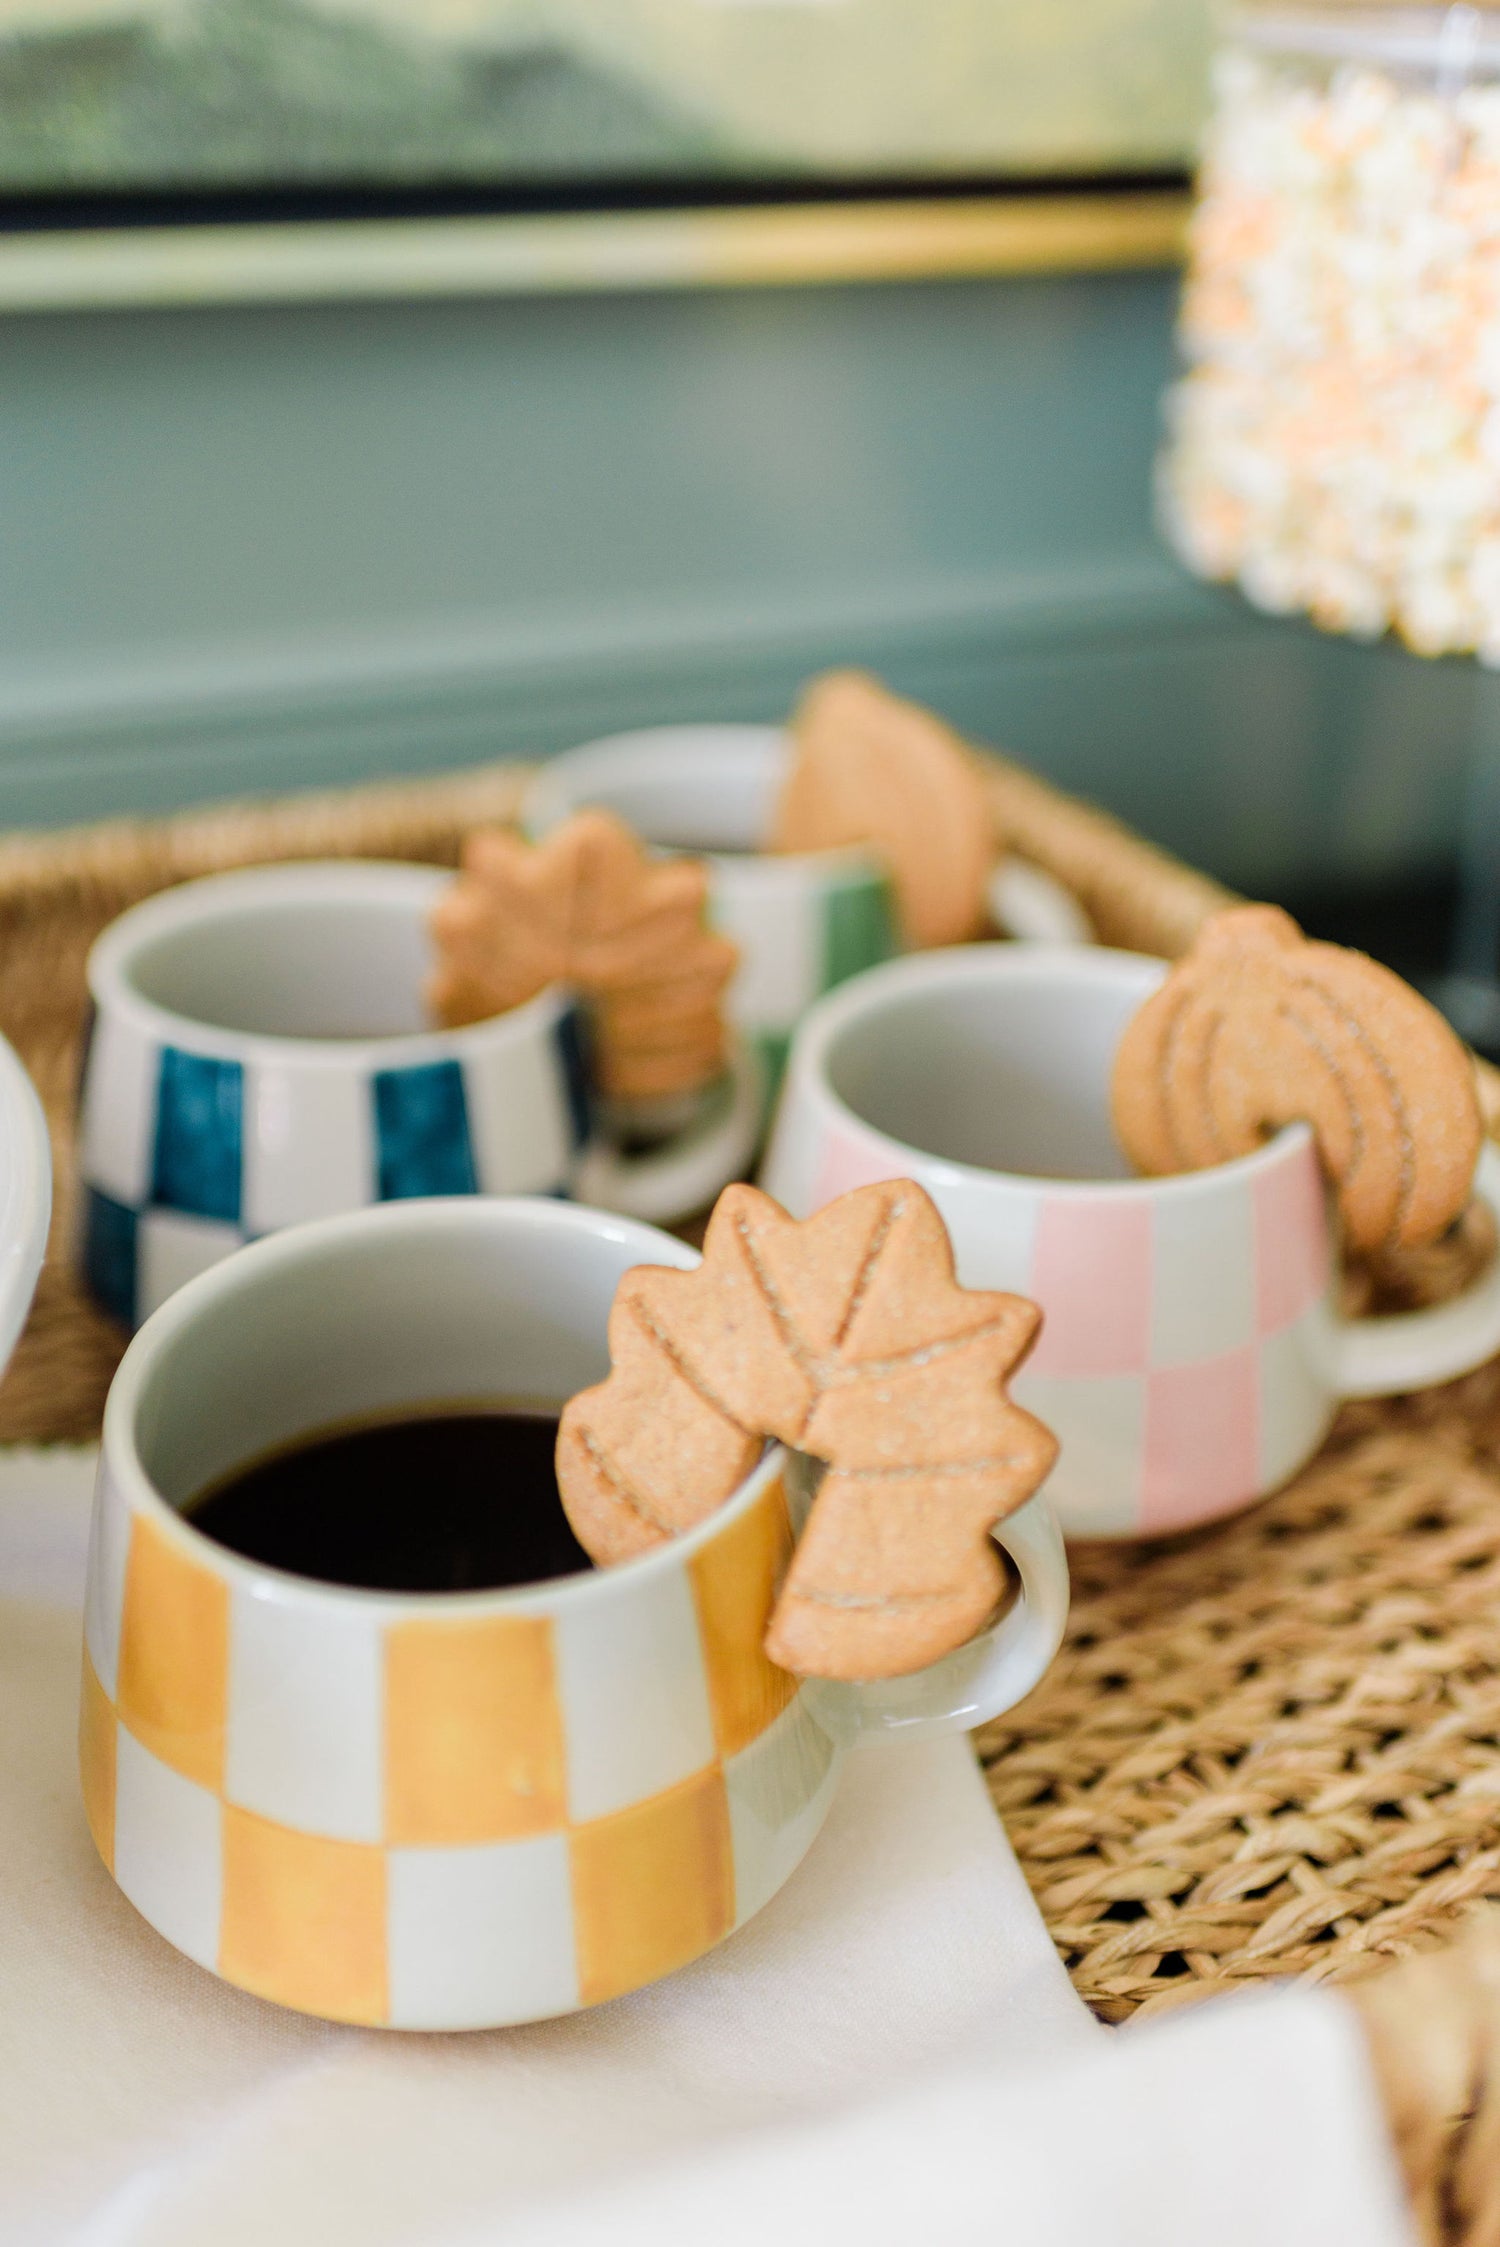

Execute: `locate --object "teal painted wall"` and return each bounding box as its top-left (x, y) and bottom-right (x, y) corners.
top-left (0, 268), bottom-right (1478, 889)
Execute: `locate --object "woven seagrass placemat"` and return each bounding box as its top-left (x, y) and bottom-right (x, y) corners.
top-left (978, 1333), bottom-right (1500, 2022)
top-left (5, 747), bottom-right (1500, 2035)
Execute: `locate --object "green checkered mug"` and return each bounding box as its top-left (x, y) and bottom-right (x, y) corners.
top-left (523, 724), bottom-right (1086, 1112)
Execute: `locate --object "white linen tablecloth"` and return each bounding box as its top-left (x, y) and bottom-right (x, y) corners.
top-left (0, 1449), bottom-right (1414, 2246)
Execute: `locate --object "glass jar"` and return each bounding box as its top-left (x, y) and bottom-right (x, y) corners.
top-left (1160, 3), bottom-right (1500, 655)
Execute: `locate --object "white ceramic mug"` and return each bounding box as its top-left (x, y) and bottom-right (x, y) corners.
top-left (523, 725), bottom-right (1090, 1092)
top-left (77, 861), bottom-right (762, 1327)
top-left (0, 1025), bottom-right (52, 1372)
top-left (79, 1195), bottom-right (1069, 2029)
top-left (761, 945), bottom-right (1500, 1539)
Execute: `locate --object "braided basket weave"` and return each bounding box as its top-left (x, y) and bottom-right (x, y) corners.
top-left (0, 750), bottom-right (1496, 2237)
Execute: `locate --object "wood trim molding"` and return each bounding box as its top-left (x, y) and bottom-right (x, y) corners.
top-left (0, 553), bottom-right (1230, 825)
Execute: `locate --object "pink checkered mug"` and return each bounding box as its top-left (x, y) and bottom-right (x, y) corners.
top-left (759, 946), bottom-right (1500, 1539)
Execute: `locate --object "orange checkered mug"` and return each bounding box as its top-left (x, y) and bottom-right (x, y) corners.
top-left (80, 1196), bottom-right (1069, 2029)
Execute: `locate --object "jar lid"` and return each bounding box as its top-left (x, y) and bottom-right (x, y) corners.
top-left (1233, 3), bottom-right (1500, 70)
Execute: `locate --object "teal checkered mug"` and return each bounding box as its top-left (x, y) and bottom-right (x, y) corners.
top-left (76, 861), bottom-right (761, 1328)
top-left (523, 725), bottom-right (1088, 1110)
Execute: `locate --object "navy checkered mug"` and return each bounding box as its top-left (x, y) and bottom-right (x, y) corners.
top-left (77, 861), bottom-right (763, 1329)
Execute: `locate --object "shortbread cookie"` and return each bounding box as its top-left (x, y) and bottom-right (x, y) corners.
top-left (556, 1179), bottom-right (1057, 1680)
top-left (770, 670), bottom-right (996, 948)
top-left (1111, 904), bottom-right (1482, 1255)
top-left (429, 810), bottom-right (737, 1102)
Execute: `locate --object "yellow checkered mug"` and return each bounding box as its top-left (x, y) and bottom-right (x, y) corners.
top-left (80, 1196), bottom-right (1069, 2029)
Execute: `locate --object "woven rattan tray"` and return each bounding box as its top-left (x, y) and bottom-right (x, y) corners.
top-left (7, 750), bottom-right (1500, 2077)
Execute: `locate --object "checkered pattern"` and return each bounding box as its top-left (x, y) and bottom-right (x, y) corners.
top-left (708, 857), bottom-right (897, 1097)
top-left (77, 1003), bottom-right (590, 1329)
top-left (526, 729), bottom-right (898, 1108)
top-left (80, 1467), bottom-right (838, 2028)
top-left (789, 1117), bottom-right (1336, 1539)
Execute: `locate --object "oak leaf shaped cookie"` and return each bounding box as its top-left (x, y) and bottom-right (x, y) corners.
top-left (428, 809), bottom-right (738, 1103)
top-left (769, 669), bottom-right (997, 948)
top-left (1111, 904), bottom-right (1482, 1254)
top-left (556, 1179), bottom-right (1058, 1681)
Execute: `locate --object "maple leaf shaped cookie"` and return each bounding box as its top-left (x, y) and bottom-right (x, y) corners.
top-left (428, 809), bottom-right (738, 1103)
top-left (1111, 904), bottom-right (1482, 1254)
top-left (556, 1179), bottom-right (1058, 1681)
top-left (769, 669), bottom-right (997, 949)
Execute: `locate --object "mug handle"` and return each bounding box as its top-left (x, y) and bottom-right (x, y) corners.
top-left (574, 1037), bottom-right (764, 1226)
top-left (1331, 1142), bottom-right (1500, 1398)
top-left (799, 1492), bottom-right (1070, 1746)
top-left (986, 857), bottom-right (1094, 947)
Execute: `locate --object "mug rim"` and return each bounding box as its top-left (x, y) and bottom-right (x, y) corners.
top-left (0, 1026), bottom-right (51, 1374)
top-left (86, 858), bottom-right (570, 1068)
top-left (787, 941), bottom-right (1317, 1201)
top-left (100, 1193), bottom-right (788, 1620)
top-left (522, 724), bottom-right (888, 883)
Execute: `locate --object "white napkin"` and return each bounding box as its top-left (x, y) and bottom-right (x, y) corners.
top-left (494, 1983), bottom-right (1414, 2247)
top-left (0, 1451), bottom-right (1414, 2247)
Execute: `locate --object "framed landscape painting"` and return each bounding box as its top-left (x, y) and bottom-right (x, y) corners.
top-left (0, 0), bottom-right (1209, 307)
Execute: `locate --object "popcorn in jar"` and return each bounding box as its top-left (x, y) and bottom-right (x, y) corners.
top-left (1160, 3), bottom-right (1500, 657)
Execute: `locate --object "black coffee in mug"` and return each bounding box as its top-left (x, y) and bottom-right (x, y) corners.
top-left (184, 1407), bottom-right (592, 1593)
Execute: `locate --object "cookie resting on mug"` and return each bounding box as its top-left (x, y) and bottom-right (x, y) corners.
top-left (1111, 905), bottom-right (1483, 1257)
top-left (770, 670), bottom-right (997, 951)
top-left (557, 1177), bottom-right (1058, 1682)
top-left (429, 808), bottom-right (738, 1105)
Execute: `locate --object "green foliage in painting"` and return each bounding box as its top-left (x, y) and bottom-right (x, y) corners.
top-left (0, 0), bottom-right (734, 186)
top-left (0, 0), bottom-right (1210, 192)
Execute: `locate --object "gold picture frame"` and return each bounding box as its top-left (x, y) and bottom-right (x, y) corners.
top-left (0, 189), bottom-right (1189, 313)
